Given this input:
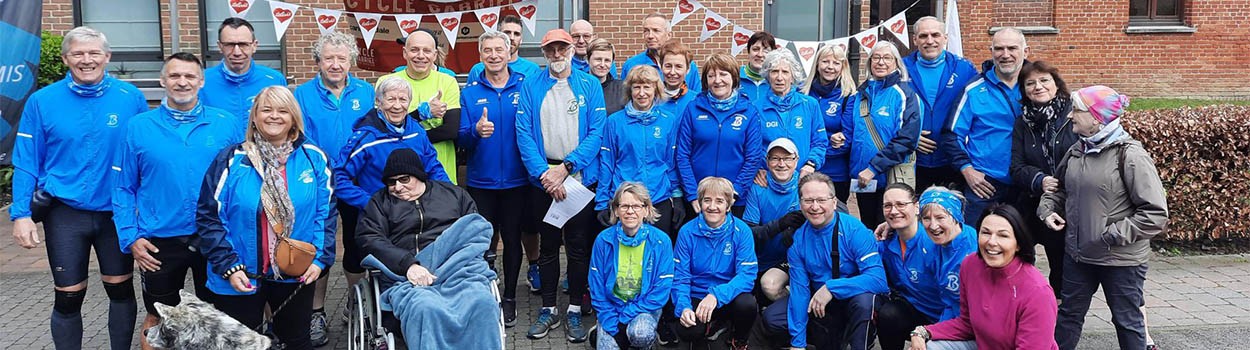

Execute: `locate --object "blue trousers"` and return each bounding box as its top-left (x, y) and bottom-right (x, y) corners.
top-left (1056, 254), bottom-right (1148, 350)
top-left (754, 292), bottom-right (881, 350)
top-left (962, 177), bottom-right (1013, 225)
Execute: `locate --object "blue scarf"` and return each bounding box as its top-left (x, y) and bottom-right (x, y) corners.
top-left (694, 213), bottom-right (735, 238)
top-left (809, 78), bottom-right (842, 99)
top-left (1080, 118), bottom-right (1128, 154)
top-left (161, 99), bottom-right (205, 125)
top-left (624, 102), bottom-right (659, 125)
top-left (768, 171), bottom-right (797, 195)
top-left (220, 60), bottom-right (254, 85)
top-left (378, 110), bottom-right (405, 134)
top-left (917, 52), bottom-right (946, 68)
top-left (767, 89), bottom-right (797, 112)
top-left (920, 189), bottom-right (966, 225)
top-left (66, 73), bottom-right (111, 98)
top-left (708, 90), bottom-right (740, 112)
top-left (614, 223), bottom-right (651, 247)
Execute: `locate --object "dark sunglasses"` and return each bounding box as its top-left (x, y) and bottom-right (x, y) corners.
top-left (384, 175), bottom-right (414, 186)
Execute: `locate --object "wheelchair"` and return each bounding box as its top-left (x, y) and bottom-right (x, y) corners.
top-left (347, 254), bottom-right (506, 350)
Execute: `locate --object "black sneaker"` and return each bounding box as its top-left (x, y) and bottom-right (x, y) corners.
top-left (501, 299), bottom-right (518, 327)
top-left (657, 320), bottom-right (678, 346)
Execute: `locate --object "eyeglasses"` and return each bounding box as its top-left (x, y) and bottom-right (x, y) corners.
top-left (571, 34), bottom-right (594, 41)
top-left (767, 156), bottom-right (797, 163)
top-left (882, 201), bottom-right (914, 211)
top-left (617, 203), bottom-right (646, 213)
top-left (870, 55), bottom-right (895, 63)
top-left (219, 41), bottom-right (255, 52)
top-left (384, 175), bottom-right (414, 186)
top-left (800, 196), bottom-right (834, 206)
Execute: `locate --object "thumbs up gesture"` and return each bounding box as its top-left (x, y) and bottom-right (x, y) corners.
top-left (428, 90), bottom-right (448, 119)
top-left (476, 107), bottom-right (495, 138)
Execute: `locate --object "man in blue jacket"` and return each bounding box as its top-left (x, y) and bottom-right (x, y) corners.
top-left (942, 27), bottom-right (1030, 224)
top-left (749, 173), bottom-right (888, 350)
top-left (570, 20), bottom-right (618, 78)
top-left (516, 29), bottom-right (608, 343)
top-left (902, 17), bottom-right (978, 193)
top-left (11, 27), bottom-right (149, 350)
top-left (468, 15), bottom-right (542, 81)
top-left (113, 52), bottom-right (243, 350)
top-left (200, 18), bottom-right (288, 120)
top-left (620, 13), bottom-right (701, 93)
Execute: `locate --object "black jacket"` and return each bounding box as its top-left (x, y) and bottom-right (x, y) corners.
top-left (355, 180), bottom-right (477, 276)
top-left (602, 76), bottom-right (628, 116)
top-left (1010, 102), bottom-right (1080, 198)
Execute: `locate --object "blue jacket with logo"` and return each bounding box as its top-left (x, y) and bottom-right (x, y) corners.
top-left (808, 85), bottom-right (858, 181)
top-left (468, 58), bottom-right (541, 82)
top-left (457, 70), bottom-right (529, 190)
top-left (11, 76), bottom-right (148, 219)
top-left (113, 104), bottom-right (243, 252)
top-left (672, 214), bottom-right (758, 316)
top-left (595, 108), bottom-right (680, 210)
top-left (935, 224), bottom-right (979, 320)
top-left (196, 137), bottom-right (334, 295)
top-left (850, 72), bottom-right (923, 185)
top-left (741, 174), bottom-right (800, 269)
top-left (902, 51), bottom-right (979, 169)
top-left (334, 111), bottom-right (451, 209)
top-left (755, 90), bottom-right (829, 168)
top-left (200, 62), bottom-right (288, 120)
top-left (787, 213), bottom-right (888, 348)
top-left (515, 69), bottom-right (607, 187)
top-left (878, 226), bottom-right (944, 321)
top-left (675, 93), bottom-right (764, 203)
top-left (942, 60), bottom-right (1024, 184)
top-left (294, 74), bottom-right (374, 166)
top-left (588, 223), bottom-right (674, 336)
top-left (622, 51), bottom-right (701, 93)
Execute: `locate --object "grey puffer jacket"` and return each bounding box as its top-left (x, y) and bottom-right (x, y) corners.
top-left (1038, 137), bottom-right (1168, 266)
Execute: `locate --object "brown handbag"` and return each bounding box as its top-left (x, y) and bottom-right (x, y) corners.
top-left (274, 226), bottom-right (316, 276)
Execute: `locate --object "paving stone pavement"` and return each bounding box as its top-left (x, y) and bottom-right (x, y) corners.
top-left (4, 207), bottom-right (1250, 349)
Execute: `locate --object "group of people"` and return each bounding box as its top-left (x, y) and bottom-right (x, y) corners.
top-left (11, 8), bottom-right (1170, 350)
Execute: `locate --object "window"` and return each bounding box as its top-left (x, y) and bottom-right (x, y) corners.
top-left (199, 0), bottom-right (284, 73)
top-left (1130, 0), bottom-right (1183, 25)
top-left (765, 0), bottom-right (850, 41)
top-left (515, 0), bottom-right (588, 63)
top-left (73, 0), bottom-right (163, 83)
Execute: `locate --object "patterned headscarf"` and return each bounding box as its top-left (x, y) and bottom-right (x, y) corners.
top-left (920, 189), bottom-right (965, 226)
top-left (1071, 85), bottom-right (1129, 124)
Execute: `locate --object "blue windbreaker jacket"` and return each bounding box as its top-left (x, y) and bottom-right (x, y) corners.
top-left (741, 174), bottom-right (800, 269)
top-left (738, 66), bottom-right (769, 103)
top-left (334, 111), bottom-right (451, 209)
top-left (622, 51), bottom-right (701, 93)
top-left (675, 93), bottom-right (764, 203)
top-left (878, 226), bottom-right (944, 321)
top-left (850, 72), bottom-right (923, 185)
top-left (594, 108), bottom-right (680, 210)
top-left (942, 60), bottom-right (1024, 184)
top-left (113, 104), bottom-right (243, 252)
top-left (902, 51), bottom-right (979, 169)
top-left (200, 62), bottom-right (288, 119)
top-left (672, 215), bottom-right (758, 316)
top-left (787, 213), bottom-right (888, 348)
top-left (808, 84), bottom-right (858, 181)
top-left (935, 224), bottom-right (979, 320)
top-left (588, 223), bottom-right (675, 336)
top-left (515, 69), bottom-right (607, 187)
top-left (294, 74), bottom-right (374, 165)
top-left (457, 70), bottom-right (529, 190)
top-left (11, 76), bottom-right (148, 218)
top-left (755, 90), bottom-right (829, 168)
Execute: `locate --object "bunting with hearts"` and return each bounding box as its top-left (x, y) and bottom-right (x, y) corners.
top-left (312, 8), bottom-right (341, 37)
top-left (698, 8), bottom-right (728, 42)
top-left (353, 12), bottom-right (383, 49)
top-left (473, 6), bottom-right (501, 32)
top-left (775, 38), bottom-right (790, 51)
top-left (433, 12), bottom-right (463, 49)
top-left (266, 1), bottom-right (299, 41)
top-left (824, 36), bottom-right (851, 55)
top-left (228, 0), bottom-right (258, 18)
top-left (884, 12), bottom-right (910, 48)
top-left (852, 27), bottom-right (879, 51)
top-left (792, 41), bottom-right (822, 72)
top-left (393, 14), bottom-right (424, 38)
top-left (670, 0), bottom-right (704, 28)
top-left (512, 0), bottom-right (538, 35)
top-left (731, 25), bottom-right (753, 56)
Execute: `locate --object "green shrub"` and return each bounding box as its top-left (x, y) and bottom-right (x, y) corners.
top-left (0, 166), bottom-right (12, 193)
top-left (39, 31), bottom-right (69, 88)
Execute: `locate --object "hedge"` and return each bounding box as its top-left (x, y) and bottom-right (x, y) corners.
top-left (1123, 105), bottom-right (1250, 240)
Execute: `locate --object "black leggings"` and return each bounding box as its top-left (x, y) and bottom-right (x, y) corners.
top-left (856, 189), bottom-right (885, 229)
top-left (876, 295), bottom-right (935, 350)
top-left (215, 280), bottom-right (315, 350)
top-left (336, 201), bottom-right (364, 274)
top-left (676, 293), bottom-right (758, 343)
top-left (530, 186), bottom-right (597, 307)
top-left (469, 186), bottom-right (528, 299)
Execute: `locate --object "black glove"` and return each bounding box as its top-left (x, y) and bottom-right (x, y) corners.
top-left (779, 211), bottom-right (806, 230)
top-left (597, 209), bottom-right (612, 227)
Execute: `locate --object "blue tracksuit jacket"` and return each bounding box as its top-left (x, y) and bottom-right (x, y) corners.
top-left (942, 60), bottom-right (1024, 184)
top-left (741, 174), bottom-right (800, 269)
top-left (200, 61), bottom-right (288, 119)
top-left (675, 93), bottom-right (764, 203)
top-left (294, 74), bottom-right (374, 165)
top-left (595, 108), bottom-right (680, 210)
top-left (672, 215), bottom-right (758, 316)
top-left (515, 69), bottom-right (607, 187)
top-left (850, 72), bottom-right (923, 185)
top-left (935, 224), bottom-right (979, 320)
top-left (902, 51), bottom-right (978, 169)
top-left (738, 66), bottom-right (769, 103)
top-left (457, 70), bottom-right (529, 190)
top-left (622, 51), bottom-right (701, 94)
top-left (654, 90), bottom-right (697, 120)
top-left (787, 213), bottom-right (888, 348)
top-left (878, 226), bottom-right (945, 321)
top-left (808, 85), bottom-right (858, 181)
top-left (588, 223), bottom-right (675, 336)
top-left (334, 111), bottom-right (451, 209)
top-left (755, 90), bottom-right (829, 168)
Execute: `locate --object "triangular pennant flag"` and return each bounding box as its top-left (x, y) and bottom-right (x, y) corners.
top-left (434, 12), bottom-right (463, 49)
top-left (852, 27), bottom-right (879, 51)
top-left (228, 0), bottom-right (258, 18)
top-left (793, 41), bottom-right (822, 72)
top-left (775, 38), bottom-right (790, 50)
top-left (884, 12), bottom-right (910, 48)
top-left (312, 8), bottom-right (342, 37)
top-left (354, 12), bottom-right (383, 49)
top-left (474, 6), bottom-right (501, 32)
top-left (698, 9), bottom-right (729, 42)
top-left (512, 0), bottom-right (539, 35)
top-left (394, 14), bottom-right (424, 38)
top-left (824, 36), bottom-right (851, 54)
top-left (731, 25), bottom-right (754, 56)
top-left (266, 1), bottom-right (300, 41)
top-left (671, 0), bottom-right (705, 27)
top-left (945, 0), bottom-right (963, 57)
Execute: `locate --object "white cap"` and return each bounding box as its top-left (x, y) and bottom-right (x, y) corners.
top-left (767, 138), bottom-right (798, 156)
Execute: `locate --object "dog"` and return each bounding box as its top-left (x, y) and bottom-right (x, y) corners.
top-left (146, 290), bottom-right (272, 350)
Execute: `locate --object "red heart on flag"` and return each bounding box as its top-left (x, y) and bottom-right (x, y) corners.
top-left (318, 15), bottom-right (337, 29)
top-left (860, 34), bottom-right (877, 48)
top-left (733, 32), bottom-right (749, 46)
top-left (838, 43), bottom-right (848, 52)
top-left (230, 0), bottom-right (250, 14)
top-left (400, 19), bottom-right (419, 34)
top-left (704, 17), bottom-right (722, 32)
top-left (800, 47), bottom-right (815, 60)
top-left (480, 13), bottom-right (498, 28)
top-left (360, 18), bottom-right (378, 31)
top-left (890, 20), bottom-right (905, 34)
top-left (272, 8), bottom-right (293, 23)
top-left (519, 5), bottom-right (536, 19)
top-left (678, 0), bottom-right (695, 14)
top-left (440, 17), bottom-right (459, 31)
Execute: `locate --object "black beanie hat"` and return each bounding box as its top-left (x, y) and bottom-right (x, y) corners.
top-left (383, 148), bottom-right (429, 182)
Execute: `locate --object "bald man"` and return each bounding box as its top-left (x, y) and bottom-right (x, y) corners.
top-left (619, 13), bottom-right (701, 92)
top-left (569, 20), bottom-right (617, 77)
top-left (376, 30), bottom-right (463, 183)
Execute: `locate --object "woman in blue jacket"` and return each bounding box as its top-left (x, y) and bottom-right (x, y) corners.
top-left (755, 49), bottom-right (828, 184)
top-left (654, 41), bottom-right (698, 119)
top-left (805, 44), bottom-right (859, 203)
top-left (589, 182), bottom-right (675, 350)
top-left (673, 177), bottom-right (759, 348)
top-left (196, 86), bottom-right (334, 350)
top-left (851, 42), bottom-right (923, 228)
top-left (675, 53), bottom-right (765, 218)
top-left (596, 65), bottom-right (683, 236)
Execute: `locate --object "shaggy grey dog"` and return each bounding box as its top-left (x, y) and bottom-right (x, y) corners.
top-left (146, 290), bottom-right (272, 350)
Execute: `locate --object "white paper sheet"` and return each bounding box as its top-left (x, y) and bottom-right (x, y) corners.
top-left (542, 177), bottom-right (595, 228)
top-left (850, 179), bottom-right (879, 193)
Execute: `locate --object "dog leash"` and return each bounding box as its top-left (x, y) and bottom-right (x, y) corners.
top-left (245, 272), bottom-right (313, 333)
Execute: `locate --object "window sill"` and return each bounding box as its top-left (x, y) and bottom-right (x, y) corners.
top-left (1125, 25), bottom-right (1196, 34)
top-left (988, 26), bottom-right (1060, 35)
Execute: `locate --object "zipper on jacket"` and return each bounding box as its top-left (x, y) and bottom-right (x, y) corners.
top-left (415, 199), bottom-right (425, 254)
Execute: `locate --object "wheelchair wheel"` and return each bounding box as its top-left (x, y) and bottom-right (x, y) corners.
top-left (348, 284), bottom-right (368, 350)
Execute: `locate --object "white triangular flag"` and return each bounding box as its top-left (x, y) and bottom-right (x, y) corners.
top-left (698, 9), bottom-right (729, 42)
top-left (312, 8), bottom-right (342, 37)
top-left (354, 12), bottom-right (383, 49)
top-left (731, 25), bottom-right (754, 56)
top-left (474, 7), bottom-right (501, 32)
top-left (824, 37), bottom-right (851, 54)
top-left (884, 12), bottom-right (910, 48)
top-left (670, 0), bottom-right (705, 27)
top-left (945, 0), bottom-right (963, 57)
top-left (775, 38), bottom-right (790, 50)
top-left (228, 0), bottom-right (258, 18)
top-left (852, 27), bottom-right (880, 51)
top-left (433, 12), bottom-right (463, 49)
top-left (394, 14), bottom-right (424, 38)
top-left (266, 1), bottom-right (299, 41)
top-left (793, 41), bottom-right (821, 72)
top-left (512, 0), bottom-right (538, 35)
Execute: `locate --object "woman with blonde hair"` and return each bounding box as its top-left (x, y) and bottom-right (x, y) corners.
top-left (850, 41), bottom-right (922, 228)
top-left (805, 44), bottom-right (859, 202)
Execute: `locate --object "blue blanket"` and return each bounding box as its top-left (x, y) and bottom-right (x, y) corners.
top-left (378, 214), bottom-right (502, 350)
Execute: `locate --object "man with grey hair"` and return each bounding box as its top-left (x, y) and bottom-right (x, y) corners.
top-left (620, 13), bottom-right (701, 92)
top-left (11, 26), bottom-right (148, 350)
top-left (903, 16), bottom-right (978, 193)
top-left (201, 17), bottom-right (287, 120)
top-left (292, 30), bottom-right (375, 347)
top-left (469, 15), bottom-right (542, 80)
top-left (942, 27), bottom-right (1030, 224)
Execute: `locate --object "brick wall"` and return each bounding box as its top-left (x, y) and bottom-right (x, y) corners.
top-left (42, 0), bottom-right (74, 35)
top-left (994, 0), bottom-right (1054, 28)
top-left (590, 0), bottom-right (764, 70)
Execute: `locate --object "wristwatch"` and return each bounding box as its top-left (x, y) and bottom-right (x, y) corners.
top-left (910, 325), bottom-right (931, 341)
top-left (562, 161), bottom-right (575, 173)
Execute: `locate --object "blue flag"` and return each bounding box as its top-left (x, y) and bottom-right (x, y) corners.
top-left (0, 0), bottom-right (43, 165)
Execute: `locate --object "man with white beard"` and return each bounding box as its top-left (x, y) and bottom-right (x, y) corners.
top-left (515, 29), bottom-right (608, 344)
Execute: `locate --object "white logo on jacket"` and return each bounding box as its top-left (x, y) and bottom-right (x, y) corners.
top-left (653, 127), bottom-right (662, 138)
top-left (731, 115), bottom-right (745, 129)
top-left (947, 73), bottom-right (958, 87)
top-left (511, 92), bottom-right (521, 106)
top-left (107, 114), bottom-right (119, 127)
top-left (826, 102), bottom-right (839, 116)
top-left (352, 99), bottom-right (361, 111)
top-left (299, 169), bottom-right (314, 184)
top-left (876, 107), bottom-right (889, 117)
top-left (946, 273), bottom-right (960, 292)
top-left (795, 116), bottom-right (804, 129)
top-left (722, 242), bottom-right (733, 255)
top-left (908, 268), bottom-right (920, 283)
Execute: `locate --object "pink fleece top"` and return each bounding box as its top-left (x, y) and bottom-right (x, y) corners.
top-left (926, 255), bottom-right (1058, 350)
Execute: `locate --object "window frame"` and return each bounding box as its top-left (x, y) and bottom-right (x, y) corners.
top-left (196, 0), bottom-right (287, 73)
top-left (71, 0), bottom-right (165, 85)
top-left (1129, 0), bottom-right (1185, 26)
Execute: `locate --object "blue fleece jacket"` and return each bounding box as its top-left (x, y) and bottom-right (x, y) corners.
top-left (196, 137), bottom-right (334, 295)
top-left (850, 72), bottom-right (923, 185)
top-left (935, 224), bottom-right (979, 320)
top-left (515, 69), bottom-right (607, 187)
top-left (457, 70), bottom-right (529, 190)
top-left (334, 111), bottom-right (451, 209)
top-left (755, 90), bottom-right (829, 168)
top-left (200, 61), bottom-right (288, 120)
top-left (902, 51), bottom-right (979, 169)
top-left (787, 213), bottom-right (888, 348)
top-left (112, 104), bottom-right (243, 253)
top-left (468, 58), bottom-right (541, 82)
top-left (741, 173), bottom-right (800, 269)
top-left (675, 92), bottom-right (764, 203)
top-left (622, 51), bottom-right (701, 94)
top-left (294, 74), bottom-right (374, 166)
top-left (11, 76), bottom-right (148, 219)
top-left (878, 226), bottom-right (944, 321)
top-left (595, 107), bottom-right (680, 210)
top-left (673, 214), bottom-right (758, 316)
top-left (942, 60), bottom-right (1023, 184)
top-left (808, 85), bottom-right (858, 181)
top-left (589, 223), bottom-right (675, 336)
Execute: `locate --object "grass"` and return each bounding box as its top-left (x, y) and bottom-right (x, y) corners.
top-left (1129, 98), bottom-right (1250, 111)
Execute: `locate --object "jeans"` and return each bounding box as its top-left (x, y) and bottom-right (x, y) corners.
top-left (961, 177), bottom-right (1013, 225)
top-left (597, 311), bottom-right (660, 349)
top-left (927, 340), bottom-right (978, 350)
top-left (1056, 254), bottom-right (1148, 350)
top-left (468, 186), bottom-right (528, 299)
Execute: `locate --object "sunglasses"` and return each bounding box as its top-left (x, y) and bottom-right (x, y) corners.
top-left (385, 175), bottom-right (415, 186)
